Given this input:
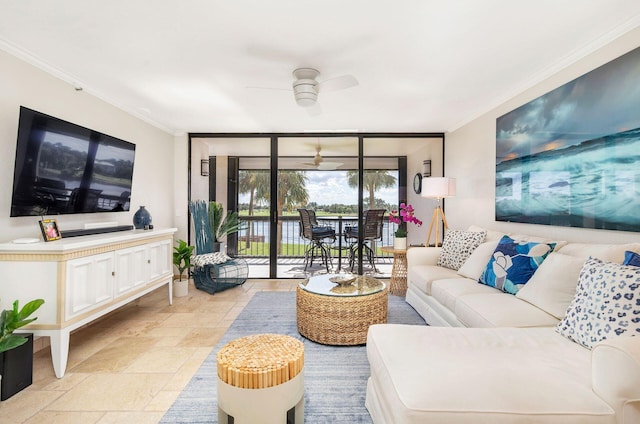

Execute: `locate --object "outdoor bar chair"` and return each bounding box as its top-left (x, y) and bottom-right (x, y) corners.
top-left (345, 209), bottom-right (386, 272)
top-left (297, 208), bottom-right (336, 272)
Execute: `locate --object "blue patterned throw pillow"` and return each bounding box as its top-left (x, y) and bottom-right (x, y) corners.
top-left (623, 250), bottom-right (640, 267)
top-left (478, 235), bottom-right (555, 295)
top-left (556, 256), bottom-right (640, 349)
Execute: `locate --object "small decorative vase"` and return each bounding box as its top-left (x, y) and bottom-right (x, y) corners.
top-left (133, 206), bottom-right (152, 229)
top-left (394, 237), bottom-right (407, 250)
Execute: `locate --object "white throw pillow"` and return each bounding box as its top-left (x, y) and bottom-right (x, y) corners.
top-left (457, 240), bottom-right (500, 280)
top-left (437, 230), bottom-right (486, 271)
top-left (516, 253), bottom-right (585, 319)
top-left (556, 256), bottom-right (640, 349)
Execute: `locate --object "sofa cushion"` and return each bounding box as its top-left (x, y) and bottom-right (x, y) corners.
top-left (479, 235), bottom-right (555, 295)
top-left (436, 229), bottom-right (486, 270)
top-left (556, 242), bottom-right (640, 263)
top-left (556, 256), bottom-right (640, 349)
top-left (623, 250), bottom-right (640, 267)
top-left (407, 264), bottom-right (459, 296)
top-left (455, 292), bottom-right (559, 327)
top-left (516, 252), bottom-right (585, 319)
top-left (457, 240), bottom-right (500, 280)
top-left (366, 325), bottom-right (613, 424)
top-left (467, 225), bottom-right (506, 241)
top-left (431, 278), bottom-right (501, 311)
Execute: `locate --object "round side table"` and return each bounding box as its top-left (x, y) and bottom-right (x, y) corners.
top-left (381, 246), bottom-right (408, 296)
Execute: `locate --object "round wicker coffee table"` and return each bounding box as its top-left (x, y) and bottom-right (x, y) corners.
top-left (296, 274), bottom-right (388, 345)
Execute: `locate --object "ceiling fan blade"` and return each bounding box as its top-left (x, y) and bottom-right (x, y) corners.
top-left (245, 85), bottom-right (291, 91)
top-left (318, 75), bottom-right (358, 93)
top-left (317, 161), bottom-right (344, 170)
top-left (306, 103), bottom-right (322, 117)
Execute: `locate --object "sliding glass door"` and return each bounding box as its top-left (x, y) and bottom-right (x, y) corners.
top-left (189, 133), bottom-right (444, 279)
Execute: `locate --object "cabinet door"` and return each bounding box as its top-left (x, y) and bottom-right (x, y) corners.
top-left (147, 239), bottom-right (172, 282)
top-left (66, 252), bottom-right (114, 320)
top-left (114, 245), bottom-right (147, 296)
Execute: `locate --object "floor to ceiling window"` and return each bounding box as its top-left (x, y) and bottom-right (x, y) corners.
top-left (189, 133), bottom-right (444, 279)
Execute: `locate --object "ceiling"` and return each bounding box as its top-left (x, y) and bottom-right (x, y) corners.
top-left (1, 1), bottom-right (640, 135)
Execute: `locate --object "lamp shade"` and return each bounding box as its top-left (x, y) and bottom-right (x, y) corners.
top-left (421, 177), bottom-right (456, 199)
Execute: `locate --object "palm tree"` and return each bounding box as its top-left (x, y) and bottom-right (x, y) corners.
top-left (347, 170), bottom-right (397, 210)
top-left (238, 170), bottom-right (269, 248)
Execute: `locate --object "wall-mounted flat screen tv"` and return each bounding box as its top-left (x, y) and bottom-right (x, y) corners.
top-left (10, 106), bottom-right (136, 217)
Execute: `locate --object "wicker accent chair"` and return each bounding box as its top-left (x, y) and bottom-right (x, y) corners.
top-left (345, 209), bottom-right (386, 272)
top-left (298, 208), bottom-right (336, 272)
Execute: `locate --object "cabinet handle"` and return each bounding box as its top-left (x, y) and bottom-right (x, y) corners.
top-left (112, 271), bottom-right (115, 276)
top-left (148, 259), bottom-right (151, 264)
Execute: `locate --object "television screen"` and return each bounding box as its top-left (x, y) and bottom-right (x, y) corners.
top-left (10, 107), bottom-right (136, 217)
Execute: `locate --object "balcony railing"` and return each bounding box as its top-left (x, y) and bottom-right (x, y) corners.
top-left (236, 215), bottom-right (398, 259)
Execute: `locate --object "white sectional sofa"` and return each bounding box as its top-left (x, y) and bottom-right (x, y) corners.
top-left (365, 226), bottom-right (640, 424)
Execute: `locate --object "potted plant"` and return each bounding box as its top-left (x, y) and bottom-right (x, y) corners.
top-left (389, 203), bottom-right (422, 250)
top-left (0, 298), bottom-right (44, 400)
top-left (208, 201), bottom-right (245, 252)
top-left (172, 239), bottom-right (194, 297)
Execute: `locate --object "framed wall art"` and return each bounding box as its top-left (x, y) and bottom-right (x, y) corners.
top-left (496, 46), bottom-right (640, 232)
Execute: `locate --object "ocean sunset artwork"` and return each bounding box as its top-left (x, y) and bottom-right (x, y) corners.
top-left (495, 46), bottom-right (640, 232)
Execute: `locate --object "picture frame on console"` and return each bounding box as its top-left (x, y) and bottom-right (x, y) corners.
top-left (39, 219), bottom-right (61, 242)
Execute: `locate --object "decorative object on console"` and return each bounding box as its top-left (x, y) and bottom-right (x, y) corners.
top-left (421, 177), bottom-right (456, 247)
top-left (133, 206), bottom-right (152, 229)
top-left (556, 256), bottom-right (640, 349)
top-left (389, 203), bottom-right (422, 250)
top-left (437, 229), bottom-right (486, 271)
top-left (38, 219), bottom-right (61, 242)
top-left (478, 235), bottom-right (555, 294)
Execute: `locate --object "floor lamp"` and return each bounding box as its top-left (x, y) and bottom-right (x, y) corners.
top-left (421, 177), bottom-right (456, 247)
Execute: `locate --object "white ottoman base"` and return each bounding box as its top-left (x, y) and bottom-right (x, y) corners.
top-left (218, 369), bottom-right (304, 424)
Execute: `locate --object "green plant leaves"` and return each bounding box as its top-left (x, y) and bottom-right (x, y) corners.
top-left (0, 298), bottom-right (44, 353)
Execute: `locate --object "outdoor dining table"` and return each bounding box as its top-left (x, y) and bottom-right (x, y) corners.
top-left (317, 216), bottom-right (359, 271)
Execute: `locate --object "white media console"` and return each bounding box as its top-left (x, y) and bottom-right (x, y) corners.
top-left (0, 228), bottom-right (177, 378)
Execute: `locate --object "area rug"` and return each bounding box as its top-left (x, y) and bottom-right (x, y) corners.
top-left (160, 291), bottom-right (426, 423)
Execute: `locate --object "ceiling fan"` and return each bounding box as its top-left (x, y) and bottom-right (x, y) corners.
top-left (304, 143), bottom-right (344, 170)
top-left (248, 68), bottom-right (358, 115)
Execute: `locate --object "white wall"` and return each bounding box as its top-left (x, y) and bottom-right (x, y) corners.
top-left (0, 49), bottom-right (175, 242)
top-left (445, 27), bottom-right (640, 244)
top-left (405, 139), bottom-right (444, 246)
top-left (173, 133), bottom-right (189, 242)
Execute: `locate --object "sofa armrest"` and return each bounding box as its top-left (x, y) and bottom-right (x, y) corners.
top-left (407, 247), bottom-right (441, 267)
top-left (592, 336), bottom-right (640, 424)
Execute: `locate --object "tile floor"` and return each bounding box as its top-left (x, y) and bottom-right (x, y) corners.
top-left (0, 279), bottom-right (300, 424)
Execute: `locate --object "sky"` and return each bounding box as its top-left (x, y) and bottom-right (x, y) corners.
top-left (239, 170), bottom-right (399, 206)
top-left (496, 45), bottom-right (640, 163)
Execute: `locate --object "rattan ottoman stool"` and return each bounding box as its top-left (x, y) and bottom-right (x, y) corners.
top-left (216, 334), bottom-right (305, 424)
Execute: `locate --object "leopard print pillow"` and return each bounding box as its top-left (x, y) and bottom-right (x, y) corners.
top-left (437, 230), bottom-right (486, 270)
top-left (556, 256), bottom-right (640, 349)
